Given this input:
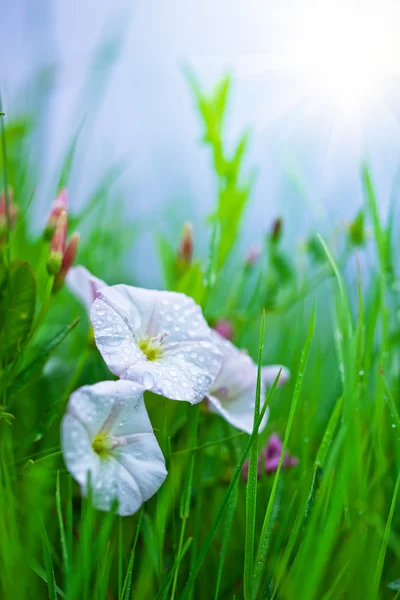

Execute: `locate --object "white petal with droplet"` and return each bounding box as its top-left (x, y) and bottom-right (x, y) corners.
top-left (90, 285), bottom-right (223, 403)
top-left (61, 380), bottom-right (167, 516)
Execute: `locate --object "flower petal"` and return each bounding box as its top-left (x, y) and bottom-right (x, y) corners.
top-left (261, 365), bottom-right (290, 387)
top-left (90, 285), bottom-right (222, 402)
top-left (121, 339), bottom-right (222, 403)
top-left (61, 413), bottom-right (101, 487)
top-left (61, 380), bottom-right (167, 516)
top-left (66, 265), bottom-right (106, 312)
top-left (90, 455), bottom-right (144, 516)
top-left (208, 387), bottom-right (269, 435)
top-left (112, 434), bottom-right (167, 506)
top-left (207, 332), bottom-right (268, 434)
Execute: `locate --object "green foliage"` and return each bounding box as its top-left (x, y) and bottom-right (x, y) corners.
top-left (0, 261), bottom-right (36, 362)
top-left (188, 71), bottom-right (254, 269)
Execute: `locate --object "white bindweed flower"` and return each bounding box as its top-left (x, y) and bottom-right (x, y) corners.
top-left (66, 265), bottom-right (107, 312)
top-left (90, 285), bottom-right (223, 403)
top-left (206, 332), bottom-right (290, 434)
top-left (61, 379), bottom-right (167, 516)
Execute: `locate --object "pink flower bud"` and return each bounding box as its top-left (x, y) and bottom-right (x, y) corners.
top-left (178, 222), bottom-right (193, 265)
top-left (0, 188), bottom-right (18, 241)
top-left (213, 319), bottom-right (235, 341)
top-left (44, 189), bottom-right (68, 240)
top-left (46, 210), bottom-right (68, 276)
top-left (53, 232), bottom-right (80, 293)
top-left (270, 217), bottom-right (283, 244)
top-left (245, 245), bottom-right (261, 268)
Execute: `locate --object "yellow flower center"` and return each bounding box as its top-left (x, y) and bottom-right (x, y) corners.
top-left (92, 433), bottom-right (111, 458)
top-left (139, 337), bottom-right (164, 361)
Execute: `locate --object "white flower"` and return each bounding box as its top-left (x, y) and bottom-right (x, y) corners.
top-left (206, 332), bottom-right (290, 434)
top-left (90, 285), bottom-right (222, 404)
top-left (61, 379), bottom-right (167, 516)
top-left (66, 265), bottom-right (106, 312)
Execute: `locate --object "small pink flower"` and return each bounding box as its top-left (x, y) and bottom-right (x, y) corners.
top-left (44, 189), bottom-right (68, 239)
top-left (242, 433), bottom-right (298, 480)
top-left (263, 433), bottom-right (298, 473)
top-left (213, 319), bottom-right (235, 341)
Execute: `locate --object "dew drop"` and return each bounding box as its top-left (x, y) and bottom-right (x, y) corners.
top-left (142, 372), bottom-right (154, 389)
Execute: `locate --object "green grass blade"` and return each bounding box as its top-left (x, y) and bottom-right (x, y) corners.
top-left (171, 404), bottom-right (200, 599)
top-left (181, 374), bottom-right (281, 600)
top-left (56, 471), bottom-right (69, 584)
top-left (28, 556), bottom-right (65, 598)
top-left (243, 311), bottom-right (265, 599)
top-left (254, 303), bottom-right (316, 585)
top-left (40, 516), bottom-right (58, 600)
top-left (214, 481), bottom-right (239, 600)
top-left (121, 508), bottom-right (143, 600)
top-left (154, 537), bottom-right (192, 600)
top-left (373, 473), bottom-right (400, 596)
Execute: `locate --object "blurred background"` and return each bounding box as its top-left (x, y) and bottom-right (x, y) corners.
top-left (2, 0), bottom-right (400, 286)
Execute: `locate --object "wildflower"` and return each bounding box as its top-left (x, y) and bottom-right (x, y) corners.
top-left (206, 332), bottom-right (290, 434)
top-left (0, 188), bottom-right (18, 241)
top-left (44, 188), bottom-right (68, 240)
top-left (213, 318), bottom-right (235, 341)
top-left (90, 285), bottom-right (223, 403)
top-left (242, 433), bottom-right (298, 480)
top-left (53, 233), bottom-right (80, 293)
top-left (178, 222), bottom-right (194, 265)
top-left (263, 433), bottom-right (298, 472)
top-left (66, 265), bottom-right (107, 311)
top-left (46, 210), bottom-right (67, 276)
top-left (61, 379), bottom-right (167, 516)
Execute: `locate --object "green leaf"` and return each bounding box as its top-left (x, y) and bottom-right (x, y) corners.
top-left (0, 249), bottom-right (7, 293)
top-left (212, 75), bottom-right (231, 129)
top-left (362, 162), bottom-right (388, 272)
top-left (175, 261), bottom-right (205, 305)
top-left (40, 517), bottom-right (58, 600)
top-left (120, 508), bottom-right (143, 600)
top-left (56, 472), bottom-right (69, 580)
top-left (348, 209), bottom-right (365, 246)
top-left (154, 537), bottom-right (192, 600)
top-left (8, 317), bottom-right (80, 397)
top-left (142, 512), bottom-right (160, 578)
top-left (27, 555), bottom-right (65, 598)
top-left (0, 261), bottom-right (36, 361)
top-left (373, 473), bottom-right (400, 595)
top-left (156, 233), bottom-right (177, 290)
top-left (227, 129), bottom-right (251, 185)
top-left (56, 125), bottom-right (82, 192)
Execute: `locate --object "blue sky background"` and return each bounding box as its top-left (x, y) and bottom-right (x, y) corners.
top-left (2, 0), bottom-right (400, 285)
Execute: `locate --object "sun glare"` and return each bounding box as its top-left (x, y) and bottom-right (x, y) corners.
top-left (293, 3), bottom-right (399, 118)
